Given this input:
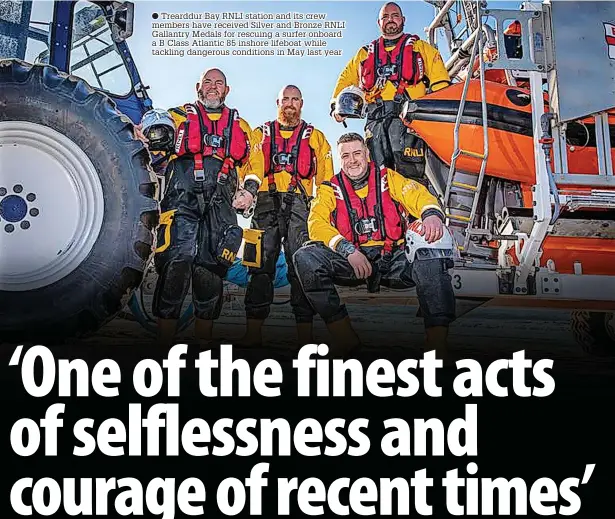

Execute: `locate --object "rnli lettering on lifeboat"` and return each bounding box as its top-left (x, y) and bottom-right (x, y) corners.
top-left (605, 22), bottom-right (615, 59)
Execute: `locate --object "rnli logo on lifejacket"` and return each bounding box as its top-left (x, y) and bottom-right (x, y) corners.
top-left (331, 183), bottom-right (343, 200)
top-left (605, 22), bottom-right (615, 59)
top-left (404, 147), bottom-right (424, 158)
top-left (174, 128), bottom-right (184, 153)
top-left (416, 55), bottom-right (424, 80)
top-left (381, 173), bottom-right (389, 192)
top-left (302, 126), bottom-right (313, 140)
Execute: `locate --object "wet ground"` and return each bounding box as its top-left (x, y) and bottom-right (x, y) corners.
top-left (76, 293), bottom-right (615, 377)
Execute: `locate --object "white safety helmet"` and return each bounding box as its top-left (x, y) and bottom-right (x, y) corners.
top-left (141, 108), bottom-right (175, 151)
top-left (404, 219), bottom-right (457, 263)
top-left (335, 86), bottom-right (367, 119)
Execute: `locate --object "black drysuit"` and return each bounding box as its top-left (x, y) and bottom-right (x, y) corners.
top-left (153, 155), bottom-right (242, 321)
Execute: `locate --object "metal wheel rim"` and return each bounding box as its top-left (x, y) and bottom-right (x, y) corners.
top-left (0, 121), bottom-right (105, 291)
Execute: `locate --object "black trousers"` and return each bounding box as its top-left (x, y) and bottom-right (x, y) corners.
top-left (153, 156), bottom-right (240, 320)
top-left (293, 242), bottom-right (456, 328)
top-left (244, 191), bottom-right (315, 324)
top-left (365, 101), bottom-right (428, 185)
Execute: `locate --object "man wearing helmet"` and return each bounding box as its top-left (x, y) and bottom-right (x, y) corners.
top-left (236, 85), bottom-right (335, 347)
top-left (140, 68), bottom-right (262, 346)
top-left (330, 2), bottom-right (451, 186)
top-left (139, 108), bottom-right (178, 194)
top-left (293, 133), bottom-right (456, 358)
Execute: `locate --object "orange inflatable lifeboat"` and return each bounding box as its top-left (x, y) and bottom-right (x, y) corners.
top-left (402, 80), bottom-right (615, 184)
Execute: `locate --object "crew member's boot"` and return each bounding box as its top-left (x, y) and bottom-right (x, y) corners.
top-left (326, 317), bottom-right (361, 358)
top-left (238, 318), bottom-right (264, 347)
top-left (296, 322), bottom-right (314, 349)
top-left (425, 326), bottom-right (450, 364)
top-left (157, 318), bottom-right (178, 348)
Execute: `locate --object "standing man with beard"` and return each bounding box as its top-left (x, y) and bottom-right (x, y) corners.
top-left (330, 2), bottom-right (451, 185)
top-left (151, 68), bottom-right (262, 346)
top-left (234, 85), bottom-right (334, 347)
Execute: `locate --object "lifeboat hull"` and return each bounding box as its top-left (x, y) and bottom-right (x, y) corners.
top-left (507, 237), bottom-right (615, 277)
top-left (404, 81), bottom-right (615, 184)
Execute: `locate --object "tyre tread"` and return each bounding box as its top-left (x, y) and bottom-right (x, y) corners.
top-left (0, 59), bottom-right (160, 342)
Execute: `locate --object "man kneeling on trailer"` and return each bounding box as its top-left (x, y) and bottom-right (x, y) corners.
top-left (151, 68), bottom-right (261, 346)
top-left (293, 133), bottom-right (456, 357)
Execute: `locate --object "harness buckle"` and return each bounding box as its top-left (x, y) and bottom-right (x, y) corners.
top-left (194, 169), bottom-right (205, 182)
top-left (217, 172), bottom-right (228, 185)
top-left (203, 134), bottom-right (224, 148)
top-left (377, 63), bottom-right (397, 78)
top-left (272, 152), bottom-right (293, 166)
top-left (217, 157), bottom-right (233, 186)
top-left (354, 217), bottom-right (378, 235)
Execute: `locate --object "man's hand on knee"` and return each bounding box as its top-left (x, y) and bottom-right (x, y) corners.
top-left (422, 215), bottom-right (444, 243)
top-left (348, 250), bottom-right (372, 279)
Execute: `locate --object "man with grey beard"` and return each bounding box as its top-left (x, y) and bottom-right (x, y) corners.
top-left (236, 85), bottom-right (334, 348)
top-left (146, 68), bottom-right (262, 346)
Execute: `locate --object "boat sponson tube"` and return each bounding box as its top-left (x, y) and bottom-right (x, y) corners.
top-left (404, 99), bottom-right (615, 147)
top-left (404, 99), bottom-right (533, 137)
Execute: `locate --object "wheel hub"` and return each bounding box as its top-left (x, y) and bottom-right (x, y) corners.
top-left (0, 194), bottom-right (28, 223)
top-left (0, 121), bottom-right (105, 291)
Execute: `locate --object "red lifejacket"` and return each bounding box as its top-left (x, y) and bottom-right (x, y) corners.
top-left (328, 162), bottom-right (405, 251)
top-left (359, 34), bottom-right (425, 97)
top-left (174, 103), bottom-right (249, 180)
top-left (261, 120), bottom-right (316, 192)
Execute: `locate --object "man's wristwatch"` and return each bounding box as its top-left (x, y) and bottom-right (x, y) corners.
top-left (336, 239), bottom-right (357, 259)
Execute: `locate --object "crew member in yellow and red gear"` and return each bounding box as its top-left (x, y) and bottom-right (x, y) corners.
top-left (234, 85), bottom-right (334, 347)
top-left (293, 133), bottom-right (456, 358)
top-left (150, 68), bottom-right (263, 346)
top-left (330, 2), bottom-right (451, 185)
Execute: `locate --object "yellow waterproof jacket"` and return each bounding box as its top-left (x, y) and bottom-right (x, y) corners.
top-left (166, 104), bottom-right (263, 186)
top-left (331, 36), bottom-right (451, 105)
top-left (308, 167), bottom-right (444, 250)
top-left (250, 124), bottom-right (335, 195)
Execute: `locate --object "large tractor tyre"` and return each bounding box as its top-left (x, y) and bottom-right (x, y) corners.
top-left (0, 60), bottom-right (159, 344)
top-left (570, 311), bottom-right (615, 357)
